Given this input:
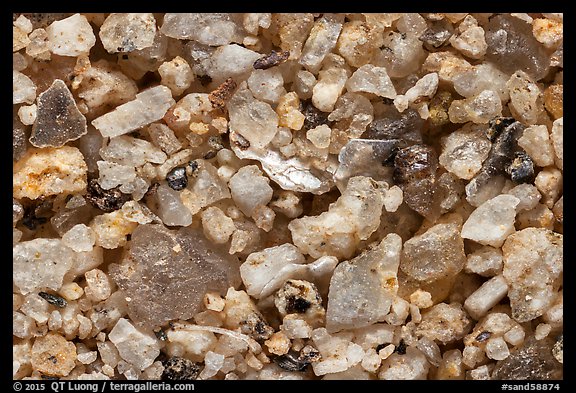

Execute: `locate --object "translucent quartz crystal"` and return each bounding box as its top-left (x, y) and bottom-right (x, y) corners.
top-left (299, 14), bottom-right (344, 73)
top-left (550, 118), bottom-right (563, 170)
top-left (61, 224), bottom-right (96, 252)
top-left (448, 15), bottom-right (487, 59)
top-left (502, 228), bottom-right (562, 323)
top-left (326, 233), bottom-right (402, 333)
top-left (379, 347), bottom-right (429, 380)
top-left (203, 44), bottom-right (261, 84)
top-left (99, 13), bottom-right (156, 53)
top-left (346, 64), bottom-right (396, 98)
top-left (227, 82), bottom-right (279, 149)
top-left (240, 244), bottom-right (306, 299)
top-left (31, 333), bottom-right (77, 377)
top-left (451, 62), bottom-right (510, 101)
top-left (374, 31), bottom-right (426, 78)
top-left (76, 60), bottom-right (138, 113)
top-left (92, 86), bottom-right (175, 138)
top-left (180, 160), bottom-right (230, 215)
top-left (109, 224), bottom-right (241, 329)
top-left (100, 135), bottom-right (166, 167)
top-left (334, 139), bottom-right (395, 189)
top-left (248, 68), bottom-right (286, 104)
top-left (154, 184), bottom-right (193, 227)
top-left (158, 56), bottom-right (194, 97)
top-left (439, 124), bottom-right (491, 180)
top-left (97, 161), bottom-right (136, 190)
top-left (506, 71), bottom-right (546, 126)
top-left (492, 336), bottom-right (562, 380)
top-left (461, 194), bottom-right (520, 247)
top-left (415, 303), bottom-right (472, 344)
top-left (465, 246), bottom-right (503, 277)
top-left (400, 223), bottom-right (466, 283)
top-left (147, 123), bottom-right (182, 155)
top-left (109, 318), bottom-right (160, 371)
top-left (161, 13), bottom-right (244, 46)
top-left (485, 14), bottom-right (550, 81)
top-left (448, 90), bottom-right (502, 124)
top-left (13, 71), bottom-right (36, 104)
top-left (288, 176), bottom-right (387, 259)
top-left (29, 79), bottom-right (87, 147)
top-left (394, 72), bottom-right (438, 113)
top-left (312, 57), bottom-right (349, 113)
top-left (13, 146), bottom-right (87, 200)
top-left (230, 135), bottom-right (334, 195)
top-left (517, 125), bottom-right (554, 167)
top-left (46, 14), bottom-right (96, 56)
top-left (336, 20), bottom-right (381, 68)
top-left (229, 165), bottom-right (273, 217)
top-left (328, 92), bottom-right (374, 140)
top-left (463, 275), bottom-right (509, 320)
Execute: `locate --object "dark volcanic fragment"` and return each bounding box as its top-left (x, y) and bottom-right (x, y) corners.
top-left (253, 50), bottom-right (290, 70)
top-left (86, 179), bottom-right (131, 212)
top-left (161, 357), bottom-right (200, 380)
top-left (466, 118), bottom-right (535, 199)
top-left (29, 79), bottom-right (87, 148)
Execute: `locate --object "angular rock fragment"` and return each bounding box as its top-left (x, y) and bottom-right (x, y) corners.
top-left (161, 13), bottom-right (245, 46)
top-left (326, 233), bottom-right (402, 333)
top-left (400, 223), bottom-right (466, 283)
top-left (461, 194), bottom-right (520, 247)
top-left (92, 86), bottom-right (175, 138)
top-left (109, 318), bottom-right (160, 370)
top-left (448, 89), bottom-right (502, 124)
top-left (299, 14), bottom-right (344, 73)
top-left (13, 71), bottom-right (36, 105)
top-left (223, 287), bottom-right (274, 340)
top-left (99, 13), bottom-right (157, 54)
top-left (109, 224), bottom-right (241, 329)
top-left (46, 13), bottom-right (96, 56)
top-left (31, 333), bottom-right (77, 377)
top-left (502, 228), bottom-right (562, 323)
top-left (240, 244), bottom-right (307, 299)
top-left (394, 73), bottom-right (438, 113)
top-left (346, 64), bottom-right (396, 98)
top-left (506, 71), bottom-right (546, 125)
top-left (180, 160), bottom-right (230, 215)
top-left (230, 134), bottom-right (334, 195)
top-left (100, 135), bottom-right (167, 167)
top-left (288, 176), bottom-right (387, 259)
top-left (416, 303), bottom-right (472, 344)
top-left (13, 146), bottom-right (87, 200)
top-left (229, 165), bottom-right (274, 217)
top-left (419, 19), bottom-right (454, 49)
top-left (439, 124), bottom-right (491, 180)
top-left (227, 82), bottom-right (278, 149)
top-left (393, 144), bottom-right (438, 219)
top-left (492, 336), bottom-right (562, 380)
top-left (13, 239), bottom-right (75, 295)
top-left (254, 50), bottom-right (290, 70)
top-left (154, 184), bottom-right (193, 227)
top-left (203, 44), bottom-right (261, 84)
